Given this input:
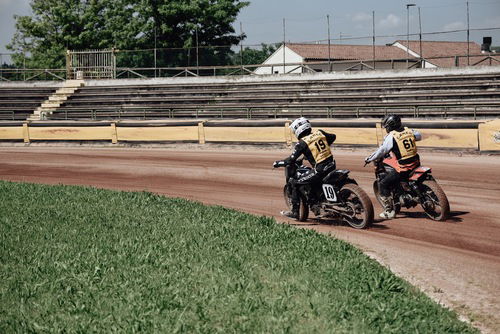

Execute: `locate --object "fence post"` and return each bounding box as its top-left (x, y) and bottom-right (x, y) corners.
top-left (285, 121), bottom-right (292, 146)
top-left (22, 122), bottom-right (30, 143)
top-left (111, 122), bottom-right (118, 144)
top-left (198, 121), bottom-right (205, 144)
top-left (375, 121), bottom-right (383, 145)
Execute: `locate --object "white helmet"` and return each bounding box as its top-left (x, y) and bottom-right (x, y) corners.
top-left (290, 117), bottom-right (311, 139)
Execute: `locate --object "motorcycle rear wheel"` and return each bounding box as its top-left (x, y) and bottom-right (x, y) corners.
top-left (420, 179), bottom-right (450, 221)
top-left (339, 183), bottom-right (374, 229)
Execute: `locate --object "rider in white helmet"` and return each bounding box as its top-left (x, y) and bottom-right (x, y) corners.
top-left (275, 117), bottom-right (337, 218)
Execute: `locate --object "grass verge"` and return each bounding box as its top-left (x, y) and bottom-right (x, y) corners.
top-left (0, 181), bottom-right (478, 333)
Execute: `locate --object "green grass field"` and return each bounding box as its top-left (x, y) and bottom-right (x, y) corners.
top-left (0, 181), bottom-right (477, 333)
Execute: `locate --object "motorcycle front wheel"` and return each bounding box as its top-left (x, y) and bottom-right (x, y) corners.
top-left (339, 183), bottom-right (374, 229)
top-left (419, 179), bottom-right (450, 221)
top-left (373, 181), bottom-right (401, 214)
top-left (283, 184), bottom-right (309, 222)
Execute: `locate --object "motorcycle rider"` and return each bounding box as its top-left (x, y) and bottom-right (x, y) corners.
top-left (274, 117), bottom-right (337, 219)
top-left (365, 114), bottom-right (422, 219)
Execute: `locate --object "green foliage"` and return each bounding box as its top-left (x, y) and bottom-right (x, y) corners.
top-left (0, 181), bottom-right (478, 333)
top-left (7, 0), bottom-right (249, 69)
top-left (232, 43), bottom-right (279, 66)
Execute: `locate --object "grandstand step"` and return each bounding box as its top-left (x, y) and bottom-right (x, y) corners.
top-left (49, 95), bottom-right (68, 102)
top-left (56, 87), bottom-right (78, 94)
top-left (41, 102), bottom-right (62, 108)
top-left (63, 80), bottom-right (85, 88)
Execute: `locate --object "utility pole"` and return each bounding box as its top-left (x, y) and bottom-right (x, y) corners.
top-left (406, 3), bottom-right (416, 68)
top-left (195, 26), bottom-right (199, 76)
top-left (372, 11), bottom-right (376, 70)
top-left (154, 26), bottom-right (157, 77)
top-left (283, 18), bottom-right (286, 74)
top-left (467, 1), bottom-right (470, 65)
top-left (239, 22), bottom-right (244, 72)
top-left (418, 7), bottom-right (423, 67)
top-left (327, 14), bottom-right (331, 72)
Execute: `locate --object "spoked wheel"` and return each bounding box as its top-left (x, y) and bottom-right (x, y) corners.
top-left (283, 184), bottom-right (292, 210)
top-left (339, 184), bottom-right (374, 229)
top-left (419, 179), bottom-right (450, 221)
top-left (373, 181), bottom-right (401, 214)
top-left (297, 195), bottom-right (309, 222)
top-left (282, 184), bottom-right (309, 222)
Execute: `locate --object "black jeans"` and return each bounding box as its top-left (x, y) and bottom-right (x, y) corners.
top-left (379, 166), bottom-right (400, 197)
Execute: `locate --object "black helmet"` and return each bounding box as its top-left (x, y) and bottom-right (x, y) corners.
top-left (382, 114), bottom-right (402, 132)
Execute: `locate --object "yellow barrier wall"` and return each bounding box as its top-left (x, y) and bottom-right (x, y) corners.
top-left (321, 127), bottom-right (378, 145)
top-left (375, 125), bottom-right (479, 149)
top-left (417, 129), bottom-right (478, 149)
top-left (28, 126), bottom-right (112, 141)
top-left (479, 119), bottom-right (500, 152)
top-left (0, 126), bottom-right (23, 140)
top-left (116, 126), bottom-right (199, 142)
top-left (0, 120), bottom-right (497, 152)
top-left (204, 126), bottom-right (287, 143)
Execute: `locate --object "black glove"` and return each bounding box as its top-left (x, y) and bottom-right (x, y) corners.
top-left (273, 160), bottom-right (285, 168)
top-left (364, 156), bottom-right (371, 164)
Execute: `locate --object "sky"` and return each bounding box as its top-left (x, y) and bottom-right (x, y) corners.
top-left (1, 0), bottom-right (499, 60)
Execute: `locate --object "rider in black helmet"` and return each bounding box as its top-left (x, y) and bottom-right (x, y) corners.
top-left (365, 114), bottom-right (422, 219)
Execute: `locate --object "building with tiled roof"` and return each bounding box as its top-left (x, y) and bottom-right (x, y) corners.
top-left (392, 40), bottom-right (499, 68)
top-left (254, 40), bottom-right (499, 74)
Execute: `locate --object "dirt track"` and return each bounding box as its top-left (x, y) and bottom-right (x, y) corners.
top-left (1, 145), bottom-right (499, 333)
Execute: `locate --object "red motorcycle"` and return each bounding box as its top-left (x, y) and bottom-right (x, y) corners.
top-left (368, 156), bottom-right (450, 221)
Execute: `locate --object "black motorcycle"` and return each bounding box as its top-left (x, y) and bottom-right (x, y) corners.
top-left (273, 159), bottom-right (373, 229)
top-left (368, 157), bottom-right (450, 221)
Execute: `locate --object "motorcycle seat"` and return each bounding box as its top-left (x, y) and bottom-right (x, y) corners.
top-left (322, 169), bottom-right (349, 184)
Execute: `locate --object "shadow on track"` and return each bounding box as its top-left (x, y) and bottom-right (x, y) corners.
top-left (397, 210), bottom-right (469, 223)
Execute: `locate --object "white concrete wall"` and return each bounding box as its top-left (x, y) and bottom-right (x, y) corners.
top-left (392, 42), bottom-right (437, 68)
top-left (254, 45), bottom-right (304, 75)
top-left (81, 65), bottom-right (500, 87)
top-left (0, 81), bottom-right (63, 88)
top-left (2, 65), bottom-right (497, 88)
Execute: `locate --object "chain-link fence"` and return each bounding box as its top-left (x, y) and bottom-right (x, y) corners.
top-left (1, 26), bottom-right (499, 81)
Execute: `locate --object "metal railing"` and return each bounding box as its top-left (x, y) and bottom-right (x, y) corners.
top-left (44, 104), bottom-right (500, 121)
top-left (1, 54), bottom-right (499, 82)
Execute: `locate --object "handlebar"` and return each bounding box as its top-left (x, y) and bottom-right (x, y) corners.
top-left (273, 160), bottom-right (287, 168)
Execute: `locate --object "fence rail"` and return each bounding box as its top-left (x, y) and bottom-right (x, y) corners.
top-left (1, 53), bottom-right (499, 81)
top-left (41, 104), bottom-right (500, 121)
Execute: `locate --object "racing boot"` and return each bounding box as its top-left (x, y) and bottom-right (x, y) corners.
top-left (281, 204), bottom-right (299, 219)
top-left (379, 196), bottom-right (396, 219)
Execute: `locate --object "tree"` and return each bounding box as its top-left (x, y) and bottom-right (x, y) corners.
top-left (232, 43), bottom-right (279, 66)
top-left (8, 0), bottom-right (249, 69)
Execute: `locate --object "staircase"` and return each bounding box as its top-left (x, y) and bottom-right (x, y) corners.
top-left (30, 80), bottom-right (84, 120)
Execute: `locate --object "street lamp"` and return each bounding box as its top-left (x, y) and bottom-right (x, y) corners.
top-left (406, 3), bottom-right (416, 68)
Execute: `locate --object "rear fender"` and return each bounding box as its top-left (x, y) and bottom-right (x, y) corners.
top-left (409, 166), bottom-right (431, 181)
